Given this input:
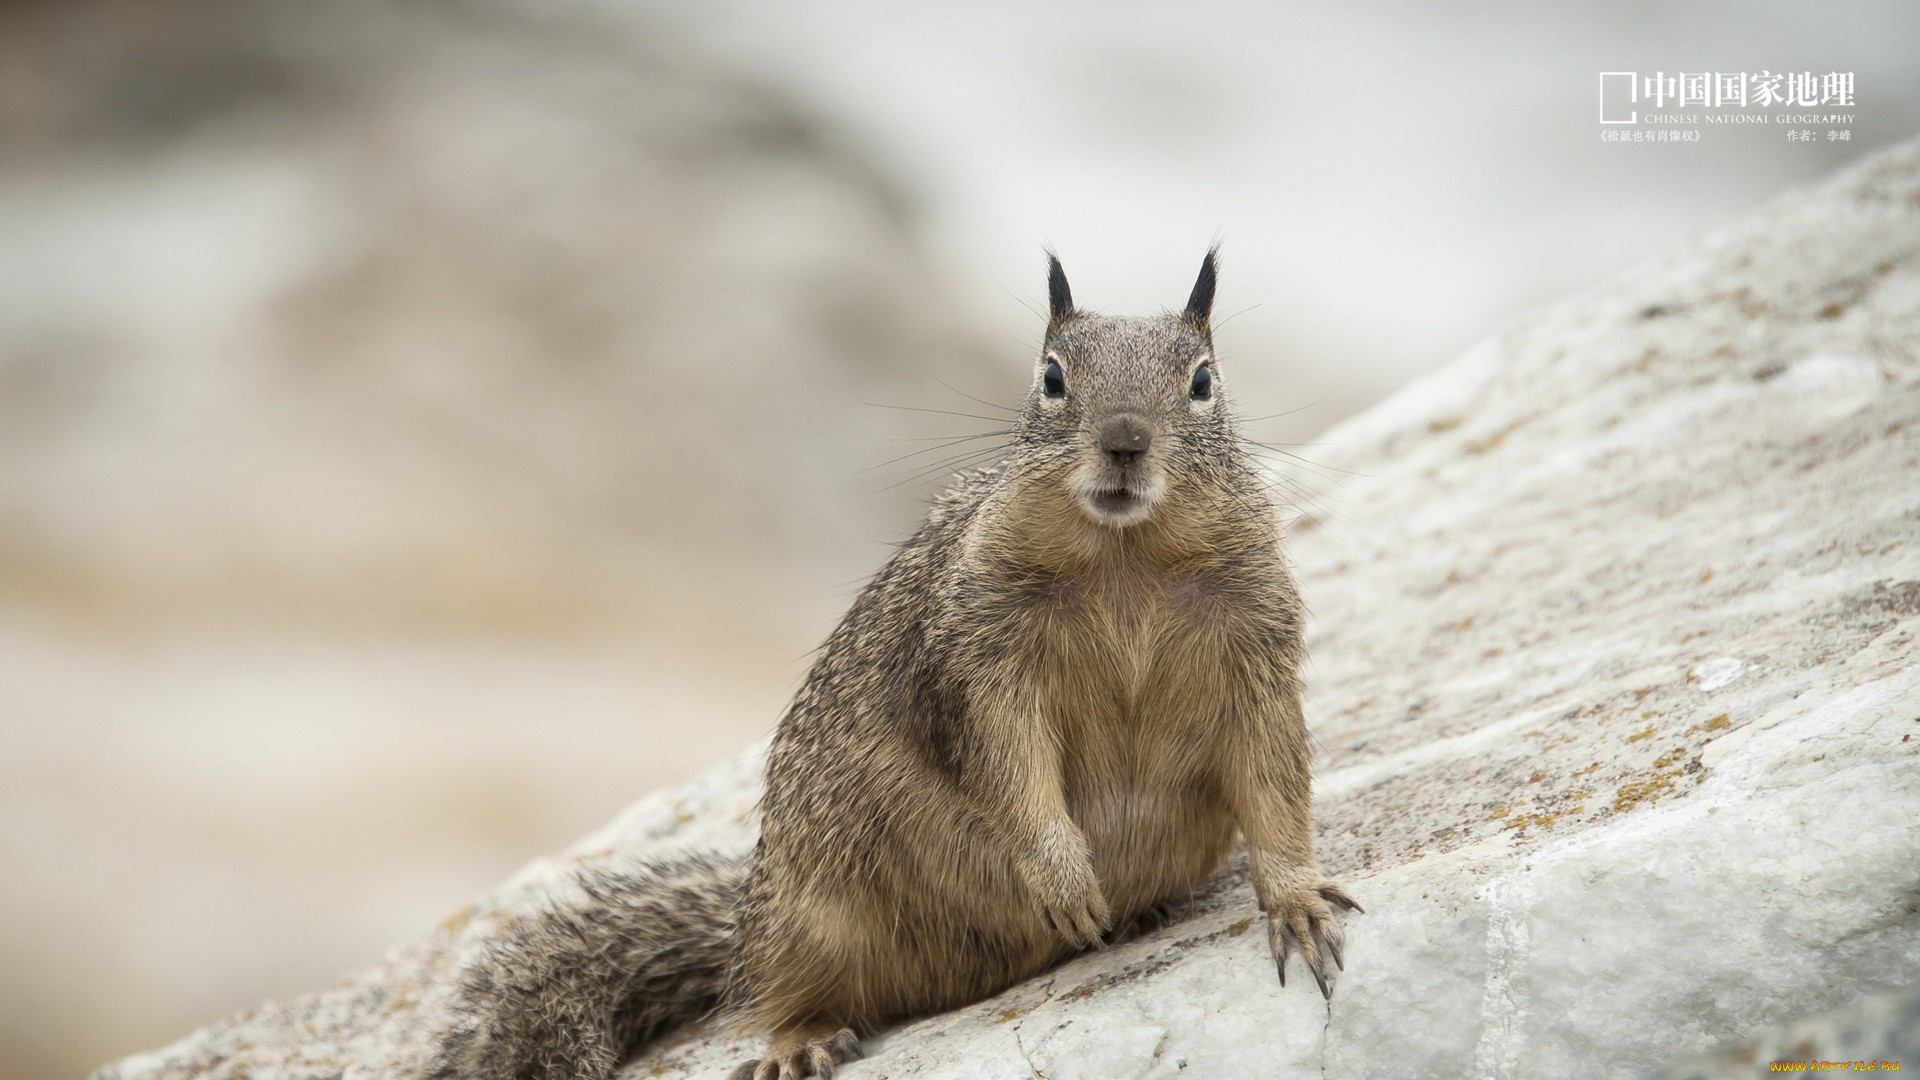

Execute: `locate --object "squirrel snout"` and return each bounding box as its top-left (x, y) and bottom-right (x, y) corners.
top-left (1097, 416), bottom-right (1153, 469)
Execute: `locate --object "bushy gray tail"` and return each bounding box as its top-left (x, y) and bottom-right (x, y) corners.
top-left (431, 852), bottom-right (749, 1080)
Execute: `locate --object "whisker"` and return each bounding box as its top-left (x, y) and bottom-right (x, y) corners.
top-left (1272, 477), bottom-right (1344, 526)
top-left (889, 430), bottom-right (1014, 443)
top-left (1213, 302), bottom-right (1261, 329)
top-left (934, 378), bottom-right (1020, 416)
top-left (1235, 437), bottom-right (1366, 482)
top-left (1234, 400), bottom-right (1322, 425)
top-left (1255, 465), bottom-right (1350, 532)
top-left (870, 443), bottom-right (1012, 494)
top-left (862, 431), bottom-right (1013, 473)
top-left (1002, 285), bottom-right (1044, 322)
top-left (862, 402), bottom-right (1013, 424)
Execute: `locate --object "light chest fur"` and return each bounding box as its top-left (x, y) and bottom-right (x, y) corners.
top-left (957, 497), bottom-right (1288, 919)
top-left (1040, 562), bottom-right (1251, 916)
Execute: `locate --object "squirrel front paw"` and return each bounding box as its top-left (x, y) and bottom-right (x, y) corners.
top-left (1024, 822), bottom-right (1112, 949)
top-left (1262, 879), bottom-right (1362, 1000)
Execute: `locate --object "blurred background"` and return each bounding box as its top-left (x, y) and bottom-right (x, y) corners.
top-left (1, 0), bottom-right (1915, 1075)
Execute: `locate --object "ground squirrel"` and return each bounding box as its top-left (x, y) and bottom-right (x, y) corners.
top-left (432, 249), bottom-right (1359, 1080)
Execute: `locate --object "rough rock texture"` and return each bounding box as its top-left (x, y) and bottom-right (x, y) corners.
top-left (97, 142), bottom-right (1920, 1080)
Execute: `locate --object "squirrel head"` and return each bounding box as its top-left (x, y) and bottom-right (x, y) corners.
top-left (1016, 247), bottom-right (1237, 530)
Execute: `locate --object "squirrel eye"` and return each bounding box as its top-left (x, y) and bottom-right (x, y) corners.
top-left (1189, 363), bottom-right (1213, 401)
top-left (1043, 359), bottom-right (1066, 399)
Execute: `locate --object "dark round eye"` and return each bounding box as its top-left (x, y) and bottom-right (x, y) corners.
top-left (1043, 359), bottom-right (1066, 399)
top-left (1189, 362), bottom-right (1213, 400)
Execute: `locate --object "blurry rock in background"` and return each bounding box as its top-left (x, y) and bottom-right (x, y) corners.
top-left (0, 2), bottom-right (1002, 1076)
top-left (0, 0), bottom-right (1004, 639)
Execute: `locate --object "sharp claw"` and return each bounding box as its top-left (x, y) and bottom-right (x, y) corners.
top-left (1327, 937), bottom-right (1344, 971)
top-left (1313, 965), bottom-right (1330, 1000)
top-left (1276, 955), bottom-right (1287, 986)
top-left (834, 1030), bottom-right (863, 1060)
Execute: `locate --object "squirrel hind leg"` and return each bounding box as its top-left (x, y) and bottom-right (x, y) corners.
top-left (728, 1026), bottom-right (864, 1080)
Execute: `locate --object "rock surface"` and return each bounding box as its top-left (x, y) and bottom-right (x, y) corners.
top-left (97, 142), bottom-right (1920, 1080)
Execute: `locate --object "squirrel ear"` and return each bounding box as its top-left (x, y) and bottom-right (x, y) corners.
top-left (1184, 245), bottom-right (1219, 326)
top-left (1046, 251), bottom-right (1075, 325)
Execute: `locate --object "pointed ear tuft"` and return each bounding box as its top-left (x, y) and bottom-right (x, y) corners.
top-left (1046, 250), bottom-right (1075, 325)
top-left (1184, 244), bottom-right (1219, 326)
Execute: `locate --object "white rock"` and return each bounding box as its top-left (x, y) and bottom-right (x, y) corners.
top-left (96, 141), bottom-right (1920, 1080)
top-left (1689, 658), bottom-right (1745, 691)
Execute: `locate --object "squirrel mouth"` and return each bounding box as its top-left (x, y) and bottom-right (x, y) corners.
top-left (1075, 469), bottom-right (1163, 527)
top-left (1091, 488), bottom-right (1141, 516)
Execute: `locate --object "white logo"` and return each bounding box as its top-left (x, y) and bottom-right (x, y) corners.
top-left (1599, 70), bottom-right (1853, 124)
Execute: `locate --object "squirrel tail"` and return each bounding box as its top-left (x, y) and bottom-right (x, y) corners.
top-left (431, 851), bottom-right (749, 1080)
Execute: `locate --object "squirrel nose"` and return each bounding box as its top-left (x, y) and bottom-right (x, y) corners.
top-left (1098, 415), bottom-right (1153, 469)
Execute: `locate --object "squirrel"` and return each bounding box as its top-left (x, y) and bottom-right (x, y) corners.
top-left (431, 249), bottom-right (1360, 1080)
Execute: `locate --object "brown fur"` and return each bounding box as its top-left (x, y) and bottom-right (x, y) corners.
top-left (432, 251), bottom-right (1357, 1080)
